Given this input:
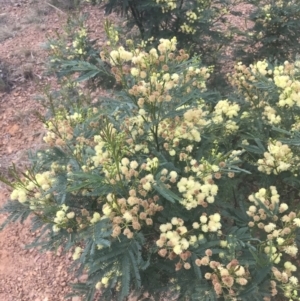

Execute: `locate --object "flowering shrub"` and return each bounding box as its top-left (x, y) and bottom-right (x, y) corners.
top-left (2, 34), bottom-right (300, 301)
top-left (91, 0), bottom-right (235, 65)
top-left (46, 16), bottom-right (115, 87)
top-left (237, 0), bottom-right (300, 62)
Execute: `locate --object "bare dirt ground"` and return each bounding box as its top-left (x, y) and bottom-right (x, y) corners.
top-left (0, 1), bottom-right (107, 300)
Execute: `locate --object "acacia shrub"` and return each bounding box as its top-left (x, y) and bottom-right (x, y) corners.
top-left (46, 15), bottom-right (115, 87)
top-left (235, 0), bottom-right (300, 63)
top-left (1, 35), bottom-right (300, 301)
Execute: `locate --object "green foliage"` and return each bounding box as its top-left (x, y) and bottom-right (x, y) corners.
top-left (3, 16), bottom-right (300, 301)
top-left (46, 15), bottom-right (115, 88)
top-left (236, 0), bottom-right (300, 63)
top-left (61, 0), bottom-right (237, 71)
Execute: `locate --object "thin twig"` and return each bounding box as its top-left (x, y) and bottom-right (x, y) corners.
top-left (45, 2), bottom-right (67, 15)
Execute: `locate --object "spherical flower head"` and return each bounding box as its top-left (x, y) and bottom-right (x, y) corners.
top-left (91, 212), bottom-right (101, 224)
top-left (107, 193), bottom-right (114, 202)
top-left (289, 276), bottom-right (298, 286)
top-left (222, 275), bottom-right (234, 287)
top-left (248, 194), bottom-right (255, 202)
top-left (177, 226), bottom-right (187, 235)
top-left (121, 157), bottom-right (130, 166)
top-left (200, 256), bottom-right (210, 266)
top-left (149, 48), bottom-right (158, 58)
top-left (67, 212), bottom-right (75, 219)
top-left (130, 161), bottom-right (139, 170)
top-left (161, 168), bottom-right (168, 176)
top-left (284, 245), bottom-right (298, 257)
top-left (220, 268), bottom-right (229, 277)
top-left (101, 277), bottom-right (109, 285)
top-left (293, 218), bottom-right (300, 227)
top-left (102, 204), bottom-right (112, 216)
top-left (160, 224), bottom-right (168, 233)
top-left (237, 278), bottom-right (248, 285)
top-left (173, 244), bottom-right (182, 255)
top-left (189, 235), bottom-right (197, 245)
top-left (72, 246), bottom-right (82, 260)
top-left (163, 73), bottom-right (170, 81)
top-left (74, 246), bottom-right (82, 253)
top-left (264, 223), bottom-right (276, 233)
top-left (198, 234), bottom-right (204, 240)
top-left (258, 188), bottom-right (267, 197)
top-left (210, 185), bottom-right (218, 196)
top-left (234, 265), bottom-right (245, 276)
top-left (72, 252), bottom-right (81, 260)
top-left (171, 73), bottom-right (179, 81)
top-left (220, 240), bottom-right (228, 248)
top-left (171, 217), bottom-right (179, 225)
top-left (109, 50), bottom-right (120, 66)
top-left (123, 211), bottom-right (133, 222)
top-left (56, 210), bottom-right (66, 219)
top-left (249, 205), bottom-right (256, 213)
top-left (156, 238), bottom-right (165, 248)
top-left (143, 182), bottom-right (152, 191)
top-left (10, 189), bottom-right (20, 201)
top-left (201, 224), bottom-right (208, 232)
top-left (139, 109), bottom-right (146, 116)
top-left (284, 261), bottom-right (292, 270)
top-left (200, 215), bottom-right (208, 224)
top-left (169, 149), bottom-right (176, 156)
top-left (206, 196), bottom-right (215, 203)
top-left (208, 220), bottom-right (221, 232)
top-left (166, 222), bottom-right (173, 230)
top-left (264, 246), bottom-right (277, 254)
top-left (180, 238), bottom-right (189, 250)
top-left (52, 225), bottom-right (60, 233)
top-left (169, 171), bottom-right (178, 179)
top-left (211, 213), bottom-right (221, 222)
top-left (192, 222), bottom-right (200, 229)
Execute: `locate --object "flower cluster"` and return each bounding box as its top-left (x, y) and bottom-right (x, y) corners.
top-left (228, 61), bottom-right (271, 104)
top-left (155, 0), bottom-right (176, 12)
top-left (193, 213), bottom-right (222, 233)
top-left (247, 186), bottom-right (300, 262)
top-left (158, 107), bottom-right (208, 154)
top-left (211, 99), bottom-right (240, 134)
top-left (177, 176), bottom-right (218, 209)
top-left (180, 22), bottom-right (196, 34)
top-left (156, 218), bottom-right (190, 256)
top-left (43, 118), bottom-right (74, 147)
top-left (273, 61), bottom-right (300, 108)
top-left (179, 10), bottom-right (200, 34)
top-left (48, 24), bottom-right (90, 65)
top-left (6, 24), bottom-right (300, 301)
top-left (257, 140), bottom-right (296, 175)
top-left (10, 171), bottom-right (54, 208)
top-left (72, 246), bottom-right (83, 260)
top-left (229, 59), bottom-right (300, 129)
top-left (104, 192), bottom-right (163, 239)
top-left (205, 260), bottom-right (250, 298)
top-left (72, 28), bottom-right (88, 56)
top-left (108, 46), bottom-right (133, 66)
top-left (263, 105), bottom-right (281, 124)
top-left (53, 205), bottom-right (76, 232)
